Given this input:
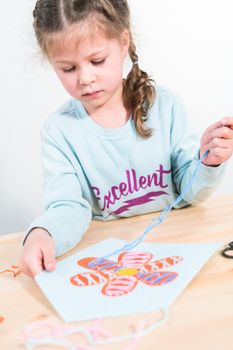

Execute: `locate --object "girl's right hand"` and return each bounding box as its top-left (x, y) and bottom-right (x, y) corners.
top-left (19, 228), bottom-right (56, 278)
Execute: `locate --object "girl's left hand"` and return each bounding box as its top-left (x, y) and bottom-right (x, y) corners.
top-left (200, 117), bottom-right (233, 166)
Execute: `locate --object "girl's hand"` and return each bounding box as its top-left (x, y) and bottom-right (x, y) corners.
top-left (19, 228), bottom-right (56, 277)
top-left (200, 117), bottom-right (233, 166)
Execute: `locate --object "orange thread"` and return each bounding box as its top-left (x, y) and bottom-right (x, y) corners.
top-left (0, 265), bottom-right (21, 277)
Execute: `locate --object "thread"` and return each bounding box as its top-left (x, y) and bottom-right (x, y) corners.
top-left (102, 150), bottom-right (209, 260)
top-left (24, 309), bottom-right (167, 349)
top-left (0, 265), bottom-right (21, 277)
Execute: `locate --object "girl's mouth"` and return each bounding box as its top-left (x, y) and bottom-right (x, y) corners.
top-left (82, 90), bottom-right (102, 98)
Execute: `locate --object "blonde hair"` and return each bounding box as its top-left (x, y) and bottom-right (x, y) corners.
top-left (33, 0), bottom-right (156, 138)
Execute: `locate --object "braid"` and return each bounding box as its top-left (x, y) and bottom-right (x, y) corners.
top-left (123, 37), bottom-right (156, 138)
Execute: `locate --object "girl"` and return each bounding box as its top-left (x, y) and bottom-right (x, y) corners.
top-left (20, 0), bottom-right (233, 277)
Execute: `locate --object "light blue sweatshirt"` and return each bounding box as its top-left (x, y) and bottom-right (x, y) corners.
top-left (25, 86), bottom-right (225, 256)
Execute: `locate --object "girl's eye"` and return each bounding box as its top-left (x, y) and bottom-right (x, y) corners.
top-left (62, 66), bottom-right (76, 73)
top-left (91, 59), bottom-right (105, 65)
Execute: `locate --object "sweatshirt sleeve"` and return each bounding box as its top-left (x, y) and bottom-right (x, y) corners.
top-left (24, 122), bottom-right (92, 257)
top-left (170, 94), bottom-right (226, 207)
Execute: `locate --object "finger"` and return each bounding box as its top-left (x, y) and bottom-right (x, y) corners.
top-left (19, 262), bottom-right (32, 277)
top-left (221, 117), bottom-right (233, 130)
top-left (29, 263), bottom-right (45, 277)
top-left (42, 242), bottom-right (56, 272)
top-left (208, 126), bottom-right (233, 140)
top-left (209, 146), bottom-right (232, 160)
top-left (205, 120), bottom-right (226, 134)
top-left (207, 137), bottom-right (233, 150)
top-left (44, 260), bottom-right (56, 272)
top-left (19, 258), bottom-right (44, 277)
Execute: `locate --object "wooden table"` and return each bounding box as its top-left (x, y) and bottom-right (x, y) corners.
top-left (1, 195), bottom-right (233, 350)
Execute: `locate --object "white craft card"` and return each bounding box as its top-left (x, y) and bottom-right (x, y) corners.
top-left (35, 238), bottom-right (221, 322)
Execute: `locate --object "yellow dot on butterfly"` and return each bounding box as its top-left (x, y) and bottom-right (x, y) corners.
top-left (116, 268), bottom-right (138, 276)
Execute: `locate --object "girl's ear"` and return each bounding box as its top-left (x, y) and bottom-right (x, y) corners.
top-left (120, 29), bottom-right (130, 58)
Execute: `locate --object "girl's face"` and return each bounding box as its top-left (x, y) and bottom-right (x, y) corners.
top-left (48, 26), bottom-right (129, 114)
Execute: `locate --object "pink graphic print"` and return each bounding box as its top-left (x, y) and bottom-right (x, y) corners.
top-left (70, 252), bottom-right (183, 297)
top-left (92, 165), bottom-right (171, 214)
top-left (112, 191), bottom-right (168, 214)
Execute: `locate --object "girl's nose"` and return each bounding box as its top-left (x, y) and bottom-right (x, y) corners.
top-left (79, 68), bottom-right (96, 85)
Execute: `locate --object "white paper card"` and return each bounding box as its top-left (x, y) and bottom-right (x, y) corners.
top-left (35, 238), bottom-right (221, 322)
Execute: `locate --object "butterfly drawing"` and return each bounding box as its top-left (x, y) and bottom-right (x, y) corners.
top-left (70, 252), bottom-right (183, 297)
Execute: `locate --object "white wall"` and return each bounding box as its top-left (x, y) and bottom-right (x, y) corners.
top-left (0, 1), bottom-right (232, 235)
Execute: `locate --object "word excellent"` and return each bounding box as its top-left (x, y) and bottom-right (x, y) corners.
top-left (92, 165), bottom-right (171, 211)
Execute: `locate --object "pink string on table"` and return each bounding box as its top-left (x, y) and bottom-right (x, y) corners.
top-left (23, 308), bottom-right (168, 349)
top-left (24, 319), bottom-right (110, 349)
top-left (122, 320), bottom-right (146, 350)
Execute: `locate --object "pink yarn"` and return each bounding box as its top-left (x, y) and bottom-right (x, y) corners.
top-left (24, 318), bottom-right (145, 350)
top-left (122, 320), bottom-right (146, 350)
